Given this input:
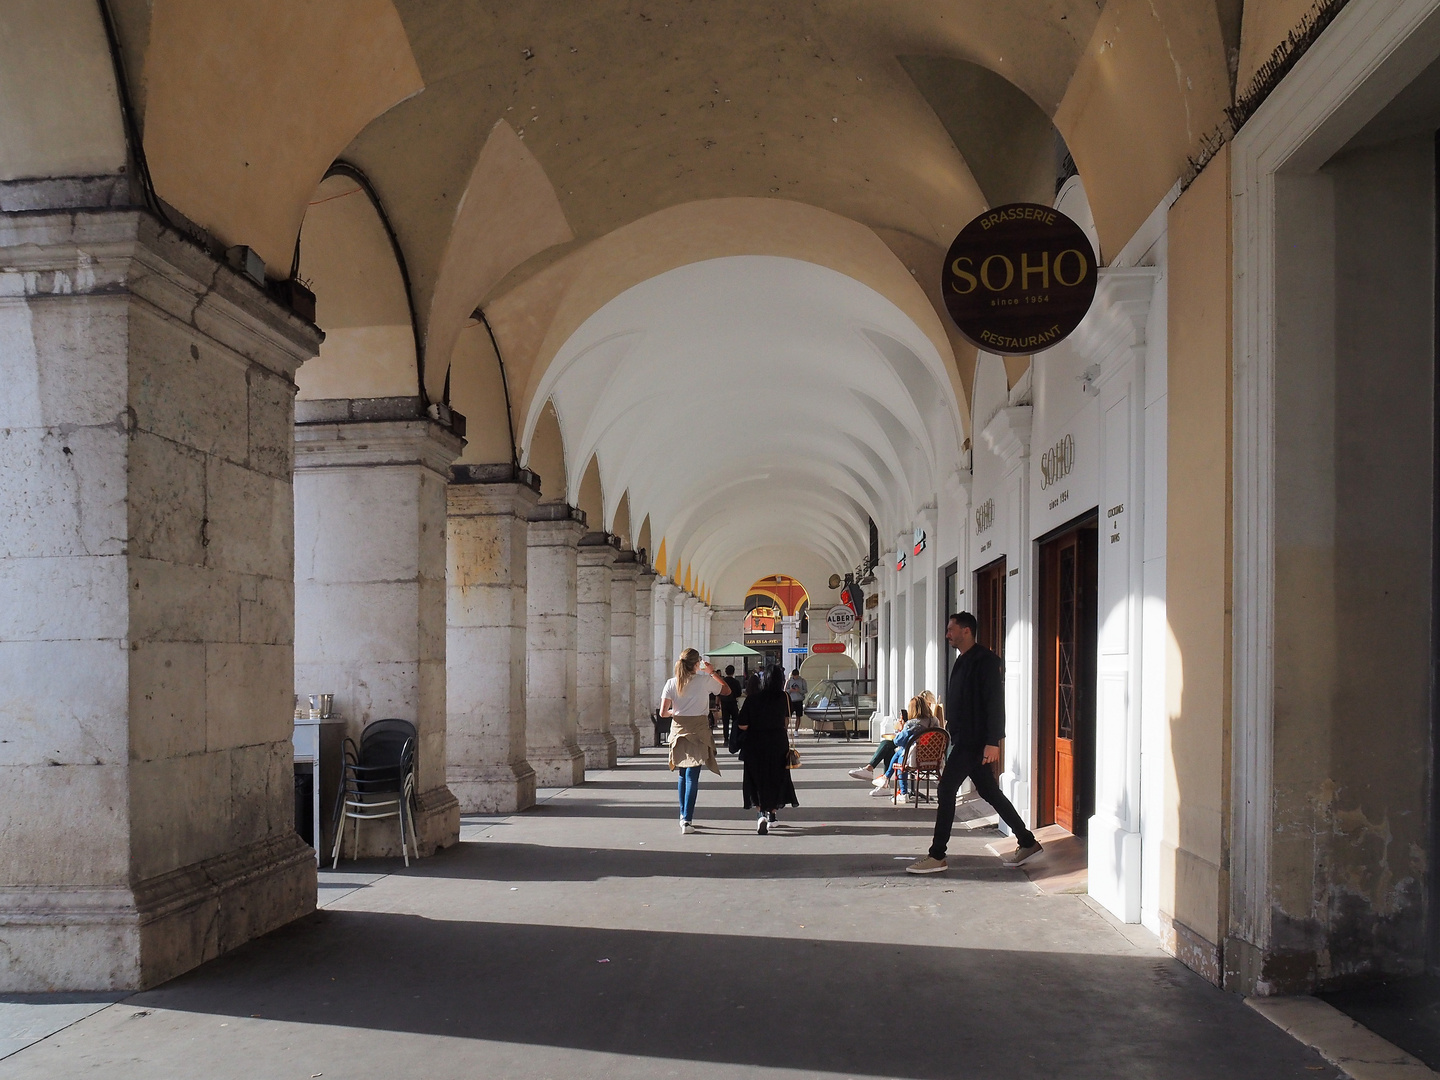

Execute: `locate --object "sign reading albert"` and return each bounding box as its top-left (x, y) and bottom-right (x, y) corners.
top-left (942, 203), bottom-right (1098, 355)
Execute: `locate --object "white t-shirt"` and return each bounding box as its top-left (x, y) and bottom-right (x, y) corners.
top-left (660, 673), bottom-right (721, 716)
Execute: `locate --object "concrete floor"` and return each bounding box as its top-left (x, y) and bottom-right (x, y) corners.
top-left (0, 743), bottom-right (1344, 1080)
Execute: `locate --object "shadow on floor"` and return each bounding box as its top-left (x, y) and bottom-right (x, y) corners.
top-left (1321, 974), bottom-right (1440, 1070)
top-left (381, 841), bottom-right (1009, 883)
top-left (511, 801), bottom-right (955, 823)
top-left (122, 912), bottom-right (1341, 1080)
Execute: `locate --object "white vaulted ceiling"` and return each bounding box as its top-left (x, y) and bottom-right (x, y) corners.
top-left (520, 255), bottom-right (963, 604)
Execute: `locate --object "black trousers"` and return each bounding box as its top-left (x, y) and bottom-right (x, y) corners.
top-left (929, 744), bottom-right (1036, 859)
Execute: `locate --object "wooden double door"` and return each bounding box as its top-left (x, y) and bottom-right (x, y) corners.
top-left (1038, 518), bottom-right (1097, 834)
top-left (974, 557), bottom-right (1007, 658)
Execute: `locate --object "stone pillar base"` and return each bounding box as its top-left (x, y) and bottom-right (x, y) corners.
top-left (336, 785), bottom-right (460, 860)
top-left (613, 722), bottom-right (642, 757)
top-left (577, 730), bottom-right (618, 769)
top-left (0, 834), bottom-right (316, 993)
top-left (530, 748), bottom-right (586, 787)
top-left (449, 763), bottom-right (537, 814)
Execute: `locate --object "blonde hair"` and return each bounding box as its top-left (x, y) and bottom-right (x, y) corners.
top-left (674, 648), bottom-right (702, 692)
top-left (907, 695), bottom-right (933, 721)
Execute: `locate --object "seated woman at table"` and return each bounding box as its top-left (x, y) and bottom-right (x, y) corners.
top-left (848, 708), bottom-right (907, 781)
top-left (867, 696), bottom-right (942, 797)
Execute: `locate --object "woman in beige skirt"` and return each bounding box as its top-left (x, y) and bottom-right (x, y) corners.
top-left (659, 647), bottom-right (731, 834)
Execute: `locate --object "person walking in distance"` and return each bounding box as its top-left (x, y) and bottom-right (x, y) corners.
top-left (720, 664), bottom-right (743, 745)
top-left (908, 612), bottom-right (1042, 873)
top-left (660, 648), bottom-right (732, 834)
top-left (784, 667), bottom-right (808, 735)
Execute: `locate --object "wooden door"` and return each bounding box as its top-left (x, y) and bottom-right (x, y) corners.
top-left (1039, 523), bottom-right (1097, 833)
top-left (974, 557), bottom-right (1006, 659)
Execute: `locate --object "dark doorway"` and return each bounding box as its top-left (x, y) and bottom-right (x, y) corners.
top-left (942, 560), bottom-right (959, 672)
top-left (1037, 515), bottom-right (1098, 834)
top-left (974, 557), bottom-right (1006, 659)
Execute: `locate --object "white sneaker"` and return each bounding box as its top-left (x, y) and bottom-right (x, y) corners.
top-left (870, 784), bottom-right (894, 798)
top-left (680, 821), bottom-right (693, 834)
top-left (872, 774), bottom-right (889, 787)
top-left (756, 817), bottom-right (768, 834)
top-left (848, 767), bottom-right (874, 780)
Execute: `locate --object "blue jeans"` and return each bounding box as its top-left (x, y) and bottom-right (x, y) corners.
top-left (677, 766), bottom-right (701, 821)
top-left (884, 729), bottom-right (917, 791)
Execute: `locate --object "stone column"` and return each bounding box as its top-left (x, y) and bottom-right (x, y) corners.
top-left (445, 465), bottom-right (539, 813)
top-left (684, 596), bottom-right (701, 650)
top-left (526, 505), bottom-right (587, 786)
top-left (293, 399), bottom-right (463, 857)
top-left (0, 209), bottom-right (317, 991)
top-left (653, 579), bottom-right (677, 708)
top-left (781, 613), bottom-right (800, 659)
top-left (609, 551), bottom-right (641, 756)
top-left (634, 568), bottom-right (656, 741)
top-left (672, 591), bottom-right (688, 659)
top-left (575, 534), bottom-right (617, 769)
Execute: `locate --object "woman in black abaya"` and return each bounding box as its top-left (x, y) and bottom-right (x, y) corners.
top-left (737, 665), bottom-right (799, 833)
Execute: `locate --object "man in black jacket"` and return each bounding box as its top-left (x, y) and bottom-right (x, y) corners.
top-left (908, 611), bottom-right (1042, 874)
top-left (720, 665), bottom-right (742, 743)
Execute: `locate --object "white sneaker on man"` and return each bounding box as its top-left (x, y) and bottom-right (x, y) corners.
top-left (871, 774), bottom-right (889, 788)
top-left (848, 767), bottom-right (874, 780)
top-left (870, 784), bottom-right (894, 798)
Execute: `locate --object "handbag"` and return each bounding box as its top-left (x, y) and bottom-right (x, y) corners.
top-left (785, 743), bottom-right (801, 769)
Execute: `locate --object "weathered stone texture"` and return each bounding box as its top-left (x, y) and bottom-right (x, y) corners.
top-left (575, 538), bottom-right (616, 769)
top-left (446, 477), bottom-right (538, 813)
top-left (525, 512), bottom-right (586, 787)
top-left (293, 410), bottom-right (464, 858)
top-left (633, 569), bottom-right (656, 744)
top-left (609, 554), bottom-right (640, 757)
top-left (0, 211), bottom-right (319, 990)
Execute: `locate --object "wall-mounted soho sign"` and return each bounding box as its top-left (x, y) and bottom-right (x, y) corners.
top-left (941, 203), bottom-right (1098, 355)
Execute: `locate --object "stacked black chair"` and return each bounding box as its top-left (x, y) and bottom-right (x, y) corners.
top-left (330, 718), bottom-right (418, 868)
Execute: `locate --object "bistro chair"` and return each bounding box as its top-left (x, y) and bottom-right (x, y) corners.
top-left (893, 728), bottom-right (949, 805)
top-left (330, 718), bottom-right (418, 868)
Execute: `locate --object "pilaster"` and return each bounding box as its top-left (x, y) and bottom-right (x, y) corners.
top-left (445, 465), bottom-right (540, 813)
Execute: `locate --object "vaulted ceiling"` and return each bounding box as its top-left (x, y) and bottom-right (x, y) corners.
top-left (6, 0), bottom-right (1289, 603)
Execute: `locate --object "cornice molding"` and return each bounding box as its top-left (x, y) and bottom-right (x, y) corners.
top-left (980, 404), bottom-right (1033, 466)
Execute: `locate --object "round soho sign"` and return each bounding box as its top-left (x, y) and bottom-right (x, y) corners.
top-left (941, 203), bottom-right (1098, 355)
top-left (825, 605), bottom-right (857, 635)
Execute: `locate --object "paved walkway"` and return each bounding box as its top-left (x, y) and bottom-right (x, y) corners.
top-left (0, 743), bottom-right (1342, 1079)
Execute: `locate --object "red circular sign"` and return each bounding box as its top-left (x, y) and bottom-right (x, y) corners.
top-left (941, 203), bottom-right (1098, 356)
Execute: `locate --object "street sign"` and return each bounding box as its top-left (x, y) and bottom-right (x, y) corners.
top-left (788, 647), bottom-right (809, 654)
